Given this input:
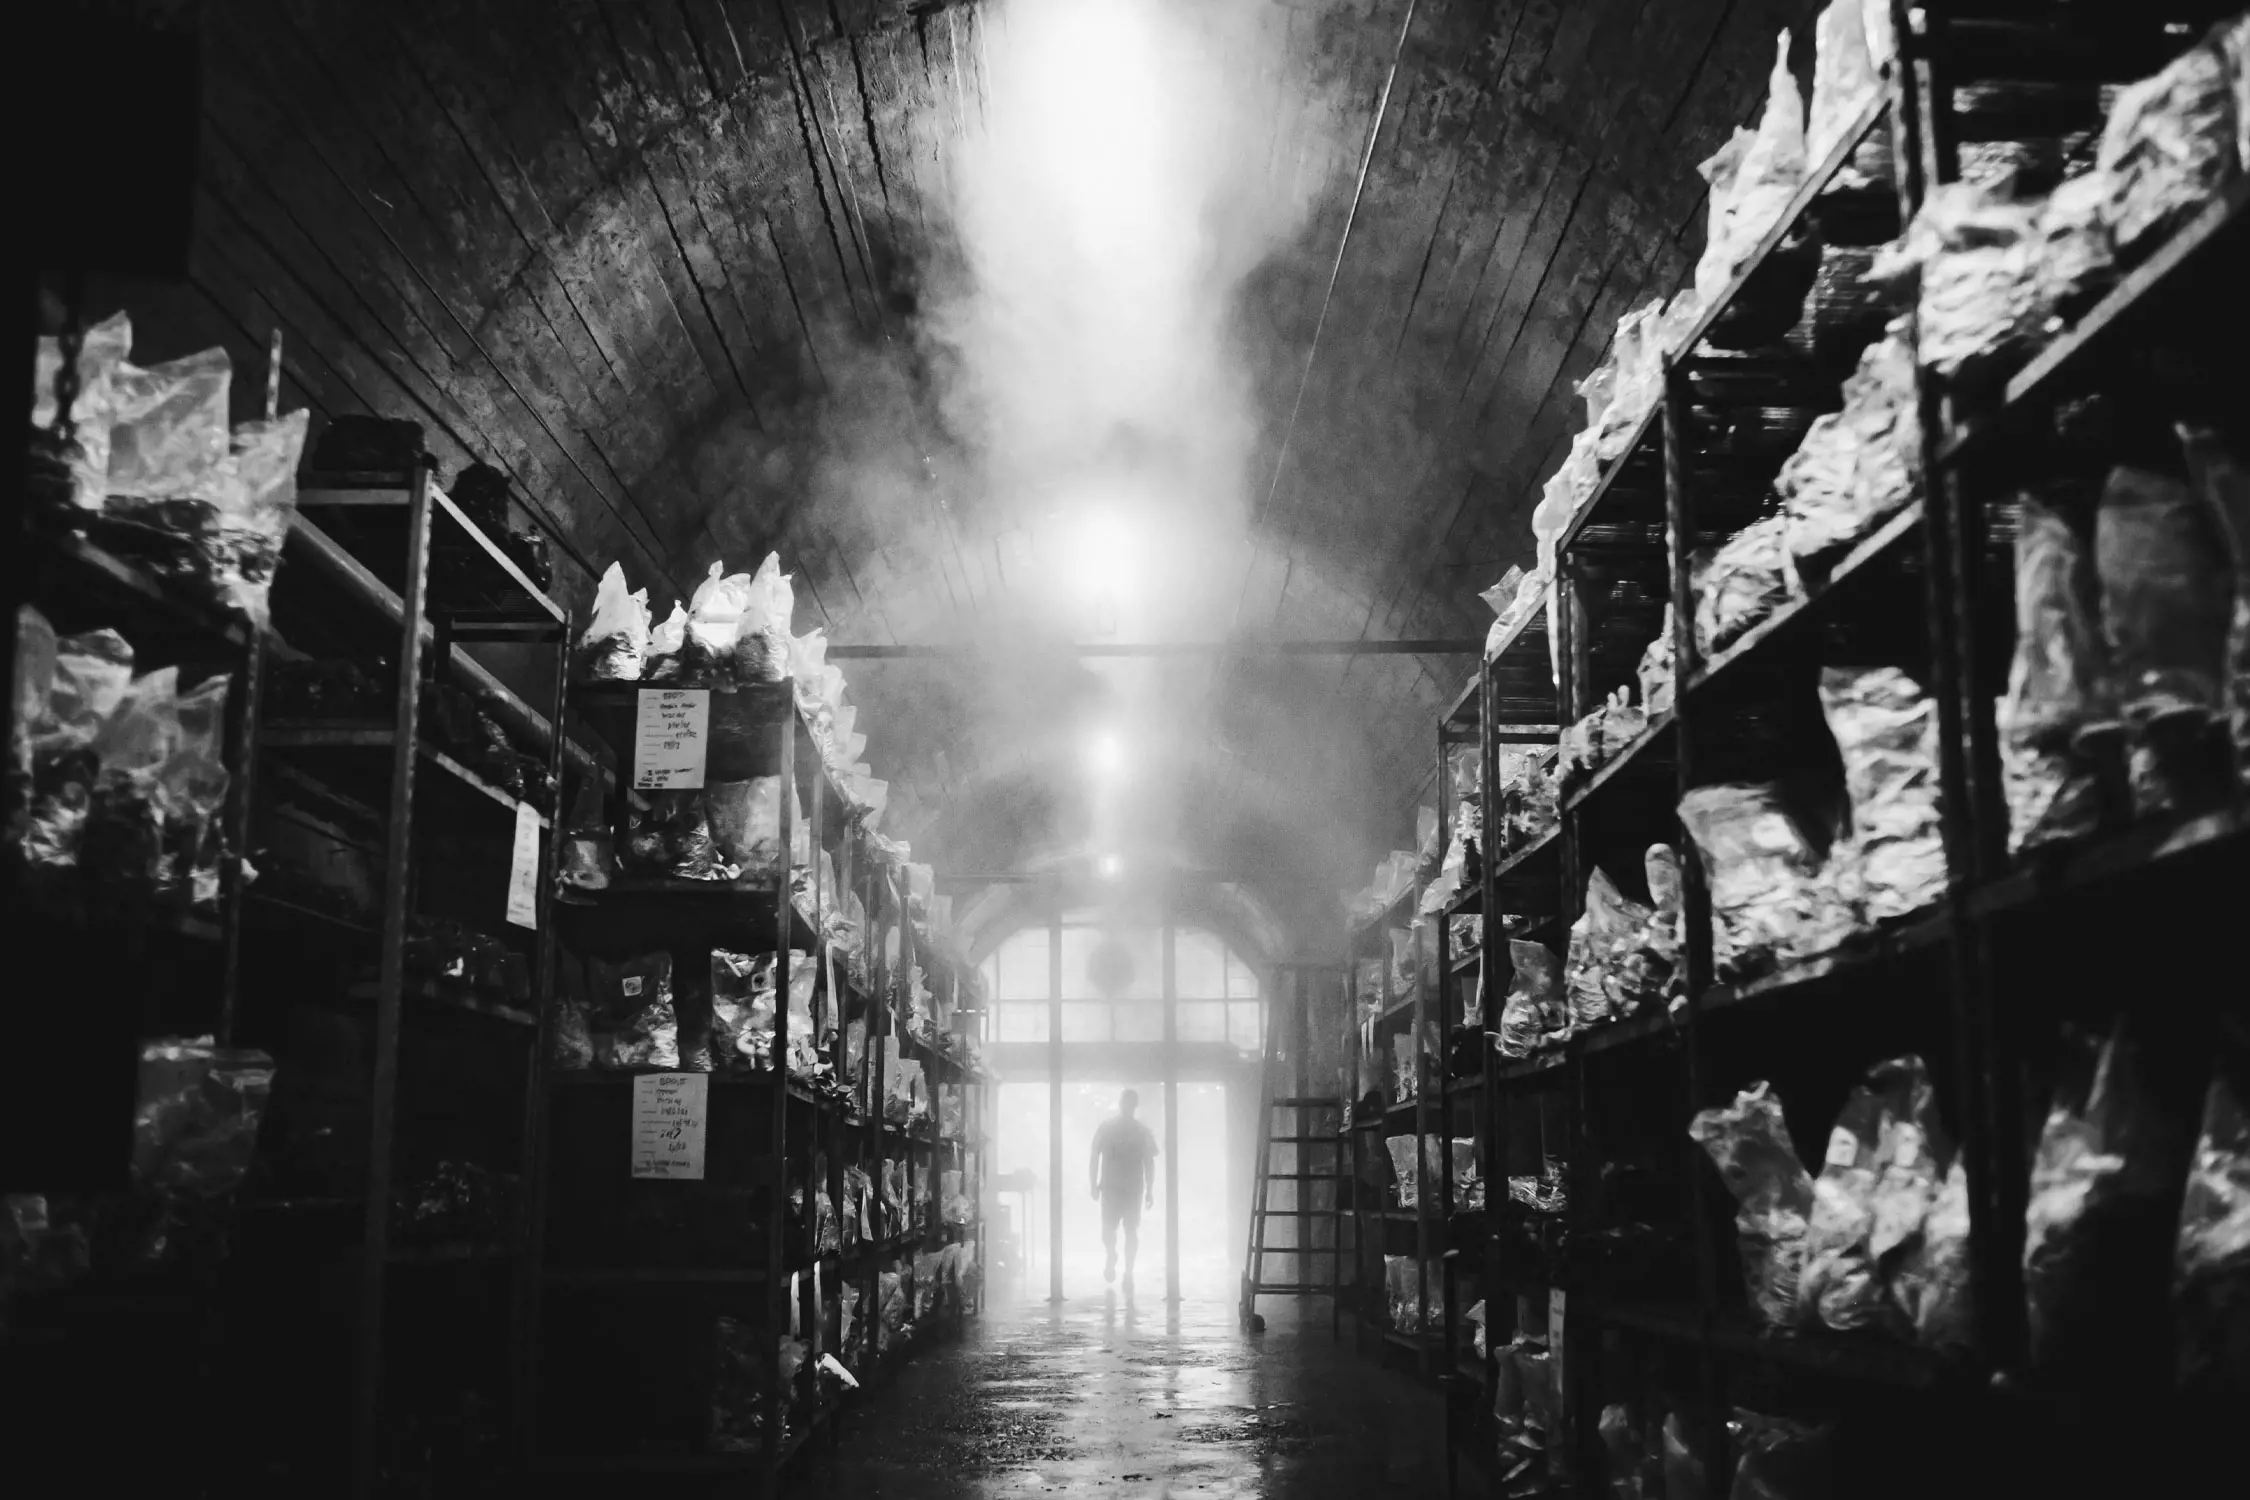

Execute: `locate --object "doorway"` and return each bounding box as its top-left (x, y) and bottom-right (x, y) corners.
top-left (994, 1079), bottom-right (1236, 1299)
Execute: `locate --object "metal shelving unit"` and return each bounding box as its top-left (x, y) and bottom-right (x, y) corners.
top-left (1439, 8), bottom-right (2250, 1500)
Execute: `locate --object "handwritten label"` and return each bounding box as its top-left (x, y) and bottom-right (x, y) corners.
top-left (630, 1072), bottom-right (708, 1179)
top-left (1824, 1127), bottom-right (1860, 1170)
top-left (505, 799), bottom-right (540, 930)
top-left (632, 688), bottom-right (710, 790)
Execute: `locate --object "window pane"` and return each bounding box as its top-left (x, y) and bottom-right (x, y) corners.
top-left (1228, 1001), bottom-right (1263, 1051)
top-left (996, 929), bottom-right (1052, 1001)
top-left (1173, 929), bottom-right (1226, 1000)
top-left (1060, 1003), bottom-right (1110, 1042)
top-left (1112, 1003), bottom-right (1163, 1042)
top-left (1225, 951), bottom-right (1260, 999)
top-left (1177, 1002), bottom-right (1226, 1042)
top-left (996, 1003), bottom-right (1048, 1042)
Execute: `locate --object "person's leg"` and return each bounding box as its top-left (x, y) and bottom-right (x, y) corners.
top-left (1101, 1196), bottom-right (1120, 1282)
top-left (1120, 1198), bottom-right (1142, 1283)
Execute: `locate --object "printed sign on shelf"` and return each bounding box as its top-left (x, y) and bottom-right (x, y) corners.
top-left (630, 1072), bottom-right (709, 1180)
top-left (632, 688), bottom-right (710, 790)
top-left (505, 799), bottom-right (540, 930)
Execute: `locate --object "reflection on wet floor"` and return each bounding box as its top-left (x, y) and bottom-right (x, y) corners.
top-left (808, 1292), bottom-right (1453, 1499)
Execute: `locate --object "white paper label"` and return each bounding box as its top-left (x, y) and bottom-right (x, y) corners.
top-left (630, 1072), bottom-right (708, 1179)
top-left (1824, 1127), bottom-right (1860, 1170)
top-left (622, 975), bottom-right (643, 997)
top-left (504, 799), bottom-right (540, 930)
top-left (632, 688), bottom-right (710, 790)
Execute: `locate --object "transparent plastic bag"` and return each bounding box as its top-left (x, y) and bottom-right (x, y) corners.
top-left (1707, 35), bottom-right (1808, 296)
top-left (2025, 1018), bottom-right (2190, 1375)
top-left (1873, 181), bottom-right (2044, 385)
top-left (735, 552), bottom-right (793, 683)
top-left (707, 776), bottom-right (783, 877)
top-left (1388, 1135), bottom-right (1420, 1210)
top-left (1566, 868), bottom-right (1653, 1030)
top-left (105, 348), bottom-right (232, 502)
top-left (2096, 39), bottom-right (2240, 257)
top-left (129, 1036), bottom-right (274, 1267)
top-left (1694, 516), bottom-right (1800, 658)
top-left (2002, 501), bottom-right (2109, 852)
top-left (166, 675), bottom-right (233, 910)
top-left (1497, 939), bottom-right (1564, 1059)
top-left (1809, 0), bottom-right (1880, 164)
top-left (214, 408), bottom-right (309, 620)
top-left (1690, 1082), bottom-right (1815, 1329)
top-left (1663, 1411), bottom-right (1705, 1500)
top-left (1678, 784), bottom-right (1858, 980)
top-left (2098, 463), bottom-right (2231, 728)
top-left (1616, 844), bottom-right (1684, 1005)
top-left (579, 563), bottom-right (650, 680)
top-left (590, 952), bottom-right (677, 1069)
top-left (31, 310), bottom-right (134, 510)
top-left (1820, 667), bottom-right (1946, 921)
top-left (1780, 321), bottom-right (1918, 573)
top-left (1895, 1159), bottom-right (1975, 1352)
top-left (2033, 171), bottom-right (2117, 317)
top-left (1801, 1053), bottom-right (1947, 1334)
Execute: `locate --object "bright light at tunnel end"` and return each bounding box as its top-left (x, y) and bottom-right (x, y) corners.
top-left (1098, 854), bottom-right (1123, 880)
top-left (1088, 731), bottom-right (1126, 777)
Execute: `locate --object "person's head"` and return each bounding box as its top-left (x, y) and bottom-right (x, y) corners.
top-left (1119, 1088), bottom-right (1140, 1119)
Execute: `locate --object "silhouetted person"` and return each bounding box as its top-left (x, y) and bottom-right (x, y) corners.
top-left (1090, 1088), bottom-right (1158, 1285)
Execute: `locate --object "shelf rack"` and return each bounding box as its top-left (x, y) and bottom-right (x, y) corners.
top-left (523, 676), bottom-right (985, 1486)
top-left (1413, 10), bottom-right (2250, 1500)
top-left (284, 467), bottom-right (573, 1500)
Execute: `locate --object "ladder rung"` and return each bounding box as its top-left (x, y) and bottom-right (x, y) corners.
top-left (1258, 1173), bottom-right (1344, 1180)
top-left (1265, 1136), bottom-right (1341, 1144)
top-left (1251, 1209), bottom-right (1334, 1217)
top-left (1247, 1285), bottom-right (1335, 1294)
top-left (1270, 1097), bottom-right (1340, 1108)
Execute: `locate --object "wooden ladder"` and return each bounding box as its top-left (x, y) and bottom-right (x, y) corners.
top-left (1239, 964), bottom-right (1346, 1331)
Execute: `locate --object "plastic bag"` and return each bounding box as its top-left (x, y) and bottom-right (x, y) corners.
top-left (579, 563), bottom-right (650, 680)
top-left (1693, 127), bottom-right (1758, 306)
top-left (1705, 35), bottom-right (1808, 299)
top-left (1496, 940), bottom-right (1564, 1059)
top-left (1662, 1412), bottom-right (1704, 1500)
top-left (1566, 868), bottom-right (1654, 1030)
top-left (1809, 0), bottom-right (1879, 164)
top-left (2001, 500), bottom-right (2109, 852)
top-left (1638, 606), bottom-right (1675, 718)
top-left (1800, 1054), bottom-right (1947, 1334)
top-left (1821, 667), bottom-right (1946, 922)
top-left (2033, 171), bottom-right (2117, 317)
top-left (2025, 1019), bottom-right (2191, 1376)
top-left (623, 789), bottom-right (724, 880)
top-left (1690, 1082), bottom-right (1815, 1330)
top-left (1388, 1135), bottom-right (1420, 1210)
top-left (1895, 1159), bottom-right (1975, 1351)
top-left (647, 601), bottom-right (688, 664)
top-left (736, 553), bottom-right (793, 683)
top-left (1728, 1409), bottom-right (1834, 1500)
top-left (2175, 1064), bottom-right (2250, 1400)
top-left (1873, 181), bottom-right (2044, 385)
top-left (706, 777), bottom-right (783, 877)
top-left (1780, 320), bottom-right (1918, 572)
top-left (1616, 844), bottom-right (1684, 1005)
top-left (166, 675), bottom-right (233, 909)
top-left (2176, 425), bottom-right (2250, 785)
top-left (104, 347), bottom-right (233, 502)
top-left (131, 1036), bottom-right (274, 1266)
top-left (2098, 463), bottom-right (2231, 727)
top-left (31, 310), bottom-right (134, 509)
top-left (1678, 785), bottom-right (1858, 980)
top-left (2096, 39), bottom-right (2240, 257)
top-left (591, 952), bottom-right (678, 1069)
top-left (681, 561), bottom-right (754, 679)
top-left (1388, 927), bottom-right (1417, 999)
top-left (1694, 515), bottom-right (1799, 658)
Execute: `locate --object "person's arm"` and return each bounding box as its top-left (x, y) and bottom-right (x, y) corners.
top-left (1089, 1122), bottom-right (1104, 1199)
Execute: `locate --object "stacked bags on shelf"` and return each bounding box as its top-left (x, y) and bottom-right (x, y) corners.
top-left (1689, 1056), bottom-right (1973, 1350)
top-left (30, 312), bottom-right (310, 621)
top-left (10, 607), bottom-right (235, 915)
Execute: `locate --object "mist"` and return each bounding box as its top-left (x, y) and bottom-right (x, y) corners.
top-left (785, 0), bottom-right (1351, 893)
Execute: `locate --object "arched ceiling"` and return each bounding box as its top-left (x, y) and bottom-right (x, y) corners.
top-left (98, 0), bottom-right (1807, 949)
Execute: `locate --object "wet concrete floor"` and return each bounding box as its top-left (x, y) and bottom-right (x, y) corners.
top-left (808, 1292), bottom-right (1461, 1500)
